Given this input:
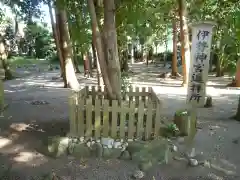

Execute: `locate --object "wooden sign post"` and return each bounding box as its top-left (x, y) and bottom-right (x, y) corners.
top-left (185, 21), bottom-right (215, 157)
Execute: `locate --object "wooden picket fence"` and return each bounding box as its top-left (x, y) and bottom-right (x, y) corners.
top-left (69, 86), bottom-right (162, 140)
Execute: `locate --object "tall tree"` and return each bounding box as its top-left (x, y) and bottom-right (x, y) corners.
top-left (47, 0), bottom-right (67, 87)
top-left (178, 0), bottom-right (190, 86)
top-left (56, 3), bottom-right (79, 90)
top-left (87, 0), bottom-right (116, 99)
top-left (0, 36), bottom-right (13, 80)
top-left (103, 0), bottom-right (121, 99)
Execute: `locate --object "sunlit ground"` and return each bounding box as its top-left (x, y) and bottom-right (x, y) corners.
top-left (0, 62), bottom-right (239, 178)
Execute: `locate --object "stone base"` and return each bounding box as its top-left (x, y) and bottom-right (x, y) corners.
top-left (39, 135), bottom-right (175, 172)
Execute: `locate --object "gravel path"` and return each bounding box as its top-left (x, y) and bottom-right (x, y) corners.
top-left (0, 63), bottom-right (239, 179)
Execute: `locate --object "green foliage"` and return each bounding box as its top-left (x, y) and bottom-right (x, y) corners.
top-left (166, 123), bottom-right (179, 134)
top-left (156, 51), bottom-right (173, 62)
top-left (9, 56), bottom-right (46, 67)
top-left (175, 109), bottom-right (188, 116)
top-left (23, 22), bottom-right (55, 59)
top-left (3, 0), bottom-right (240, 77)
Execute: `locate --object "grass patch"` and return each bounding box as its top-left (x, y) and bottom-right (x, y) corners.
top-left (9, 56), bottom-right (48, 67)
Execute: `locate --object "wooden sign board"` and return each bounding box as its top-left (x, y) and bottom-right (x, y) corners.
top-left (187, 22), bottom-right (215, 107)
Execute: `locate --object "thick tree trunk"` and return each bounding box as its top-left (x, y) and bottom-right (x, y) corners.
top-left (57, 8), bottom-right (79, 90)
top-left (172, 18), bottom-right (178, 76)
top-left (0, 40), bottom-right (13, 80)
top-left (103, 0), bottom-right (121, 100)
top-left (88, 0), bottom-right (114, 99)
top-left (178, 0), bottom-right (190, 86)
top-left (48, 2), bottom-right (67, 87)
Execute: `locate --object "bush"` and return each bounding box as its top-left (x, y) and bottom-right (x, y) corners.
top-left (153, 52), bottom-right (173, 62)
top-left (49, 54), bottom-right (85, 65)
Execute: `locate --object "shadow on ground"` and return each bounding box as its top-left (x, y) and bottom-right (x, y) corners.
top-left (0, 63), bottom-right (239, 179)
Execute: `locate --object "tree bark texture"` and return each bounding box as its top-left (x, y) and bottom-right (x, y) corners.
top-left (178, 0), bottom-right (190, 85)
top-left (172, 18), bottom-right (178, 76)
top-left (87, 0), bottom-right (115, 99)
top-left (103, 0), bottom-right (121, 100)
top-left (48, 2), bottom-right (67, 87)
top-left (57, 8), bottom-right (79, 90)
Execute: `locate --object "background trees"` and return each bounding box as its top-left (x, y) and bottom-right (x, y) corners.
top-left (0, 0), bottom-right (240, 94)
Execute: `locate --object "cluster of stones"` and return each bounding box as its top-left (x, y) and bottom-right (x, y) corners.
top-left (45, 136), bottom-right (203, 179)
top-left (67, 136), bottom-right (130, 159)
top-left (45, 136), bottom-right (131, 159)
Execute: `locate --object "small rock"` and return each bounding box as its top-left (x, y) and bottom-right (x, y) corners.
top-left (80, 136), bottom-right (84, 142)
top-left (171, 145), bottom-right (178, 152)
top-left (133, 170), bottom-right (144, 179)
top-left (72, 138), bottom-right (78, 143)
top-left (91, 142), bottom-right (103, 158)
top-left (70, 142), bottom-right (91, 158)
top-left (121, 142), bottom-right (128, 150)
top-left (128, 139), bottom-right (133, 142)
top-left (91, 141), bottom-right (95, 146)
top-left (101, 137), bottom-right (114, 147)
top-left (189, 158), bottom-right (198, 166)
top-left (31, 100), bottom-right (49, 105)
top-left (113, 141), bottom-right (122, 149)
top-left (86, 141), bottom-right (91, 148)
top-left (44, 136), bottom-right (69, 158)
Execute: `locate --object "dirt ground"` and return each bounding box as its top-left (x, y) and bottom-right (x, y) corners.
top-left (0, 63), bottom-right (240, 179)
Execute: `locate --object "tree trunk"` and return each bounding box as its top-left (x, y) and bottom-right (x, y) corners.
top-left (92, 40), bottom-right (102, 85)
top-left (121, 50), bottom-right (129, 72)
top-left (233, 96), bottom-right (240, 121)
top-left (92, 41), bottom-right (97, 69)
top-left (0, 39), bottom-right (13, 80)
top-left (235, 59), bottom-right (240, 87)
top-left (72, 44), bottom-right (80, 73)
top-left (48, 1), bottom-right (67, 87)
top-left (216, 53), bottom-right (224, 77)
top-left (83, 52), bottom-right (90, 77)
top-left (172, 18), bottom-right (178, 76)
top-left (87, 0), bottom-right (115, 99)
top-left (130, 43), bottom-right (134, 64)
top-left (103, 0), bottom-right (121, 100)
top-left (88, 51), bottom-right (93, 77)
top-left (57, 8), bottom-right (79, 90)
top-left (178, 0), bottom-right (190, 86)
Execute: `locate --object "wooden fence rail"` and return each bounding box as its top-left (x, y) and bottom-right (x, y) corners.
top-left (69, 86), bottom-right (162, 140)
